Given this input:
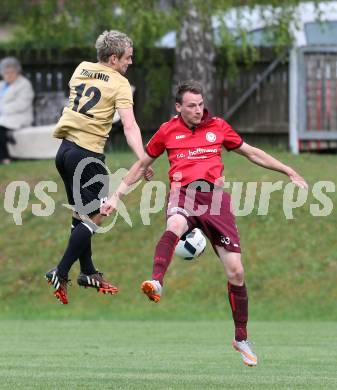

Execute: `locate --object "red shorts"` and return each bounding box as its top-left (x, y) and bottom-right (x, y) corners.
top-left (166, 186), bottom-right (241, 253)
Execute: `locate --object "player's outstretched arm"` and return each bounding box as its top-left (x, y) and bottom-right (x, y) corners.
top-left (100, 153), bottom-right (154, 216)
top-left (234, 142), bottom-right (308, 189)
top-left (117, 107), bottom-right (154, 181)
top-left (118, 107), bottom-right (145, 159)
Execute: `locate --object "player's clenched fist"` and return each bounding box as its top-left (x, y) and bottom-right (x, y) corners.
top-left (100, 194), bottom-right (118, 216)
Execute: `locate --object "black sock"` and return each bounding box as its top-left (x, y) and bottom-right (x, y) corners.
top-left (71, 218), bottom-right (97, 275)
top-left (79, 240), bottom-right (97, 275)
top-left (57, 222), bottom-right (93, 278)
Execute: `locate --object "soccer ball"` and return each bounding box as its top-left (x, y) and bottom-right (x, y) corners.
top-left (175, 228), bottom-right (206, 260)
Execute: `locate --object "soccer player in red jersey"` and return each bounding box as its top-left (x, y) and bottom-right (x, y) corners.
top-left (101, 80), bottom-right (307, 366)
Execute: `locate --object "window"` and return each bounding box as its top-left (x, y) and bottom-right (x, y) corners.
top-left (305, 21), bottom-right (337, 45)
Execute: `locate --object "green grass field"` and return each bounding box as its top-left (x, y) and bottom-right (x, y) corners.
top-left (1, 320), bottom-right (337, 389)
top-left (0, 149), bottom-right (336, 389)
top-left (0, 149), bottom-right (336, 320)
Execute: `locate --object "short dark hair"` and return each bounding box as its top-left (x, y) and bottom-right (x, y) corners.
top-left (175, 80), bottom-right (203, 104)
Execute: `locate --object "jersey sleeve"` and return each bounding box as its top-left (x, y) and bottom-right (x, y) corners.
top-left (145, 126), bottom-right (166, 158)
top-left (115, 78), bottom-right (133, 109)
top-left (222, 120), bottom-right (243, 151)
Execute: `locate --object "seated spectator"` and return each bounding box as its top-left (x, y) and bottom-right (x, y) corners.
top-left (0, 57), bottom-right (34, 164)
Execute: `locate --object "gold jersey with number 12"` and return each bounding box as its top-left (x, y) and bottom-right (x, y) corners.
top-left (54, 61), bottom-right (133, 153)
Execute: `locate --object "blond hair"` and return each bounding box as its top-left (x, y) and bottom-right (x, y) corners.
top-left (95, 30), bottom-right (133, 62)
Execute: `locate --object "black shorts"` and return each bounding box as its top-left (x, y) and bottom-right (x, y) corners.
top-left (55, 139), bottom-right (109, 216)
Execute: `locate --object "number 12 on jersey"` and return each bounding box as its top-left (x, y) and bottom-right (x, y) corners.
top-left (72, 83), bottom-right (101, 118)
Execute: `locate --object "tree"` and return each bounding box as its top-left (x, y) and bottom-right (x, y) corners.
top-left (2, 0), bottom-right (174, 52)
top-left (170, 0), bottom-right (321, 112)
top-left (2, 0), bottom-right (321, 116)
top-left (173, 0), bottom-right (216, 111)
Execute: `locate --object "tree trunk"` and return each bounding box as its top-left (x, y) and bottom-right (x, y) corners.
top-left (174, 0), bottom-right (216, 113)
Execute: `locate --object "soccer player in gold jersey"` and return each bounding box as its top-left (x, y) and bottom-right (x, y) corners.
top-left (45, 30), bottom-right (151, 304)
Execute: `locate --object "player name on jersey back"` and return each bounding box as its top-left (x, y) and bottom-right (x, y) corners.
top-left (80, 69), bottom-right (110, 82)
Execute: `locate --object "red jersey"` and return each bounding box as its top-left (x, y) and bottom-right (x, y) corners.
top-left (146, 111), bottom-right (243, 186)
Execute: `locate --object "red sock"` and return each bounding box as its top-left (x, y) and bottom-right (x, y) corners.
top-left (152, 231), bottom-right (179, 286)
top-left (227, 282), bottom-right (248, 341)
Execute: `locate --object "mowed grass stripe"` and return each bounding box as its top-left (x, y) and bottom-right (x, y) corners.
top-left (0, 320), bottom-right (337, 389)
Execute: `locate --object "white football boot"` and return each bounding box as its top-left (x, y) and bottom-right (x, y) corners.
top-left (232, 340), bottom-right (257, 366)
